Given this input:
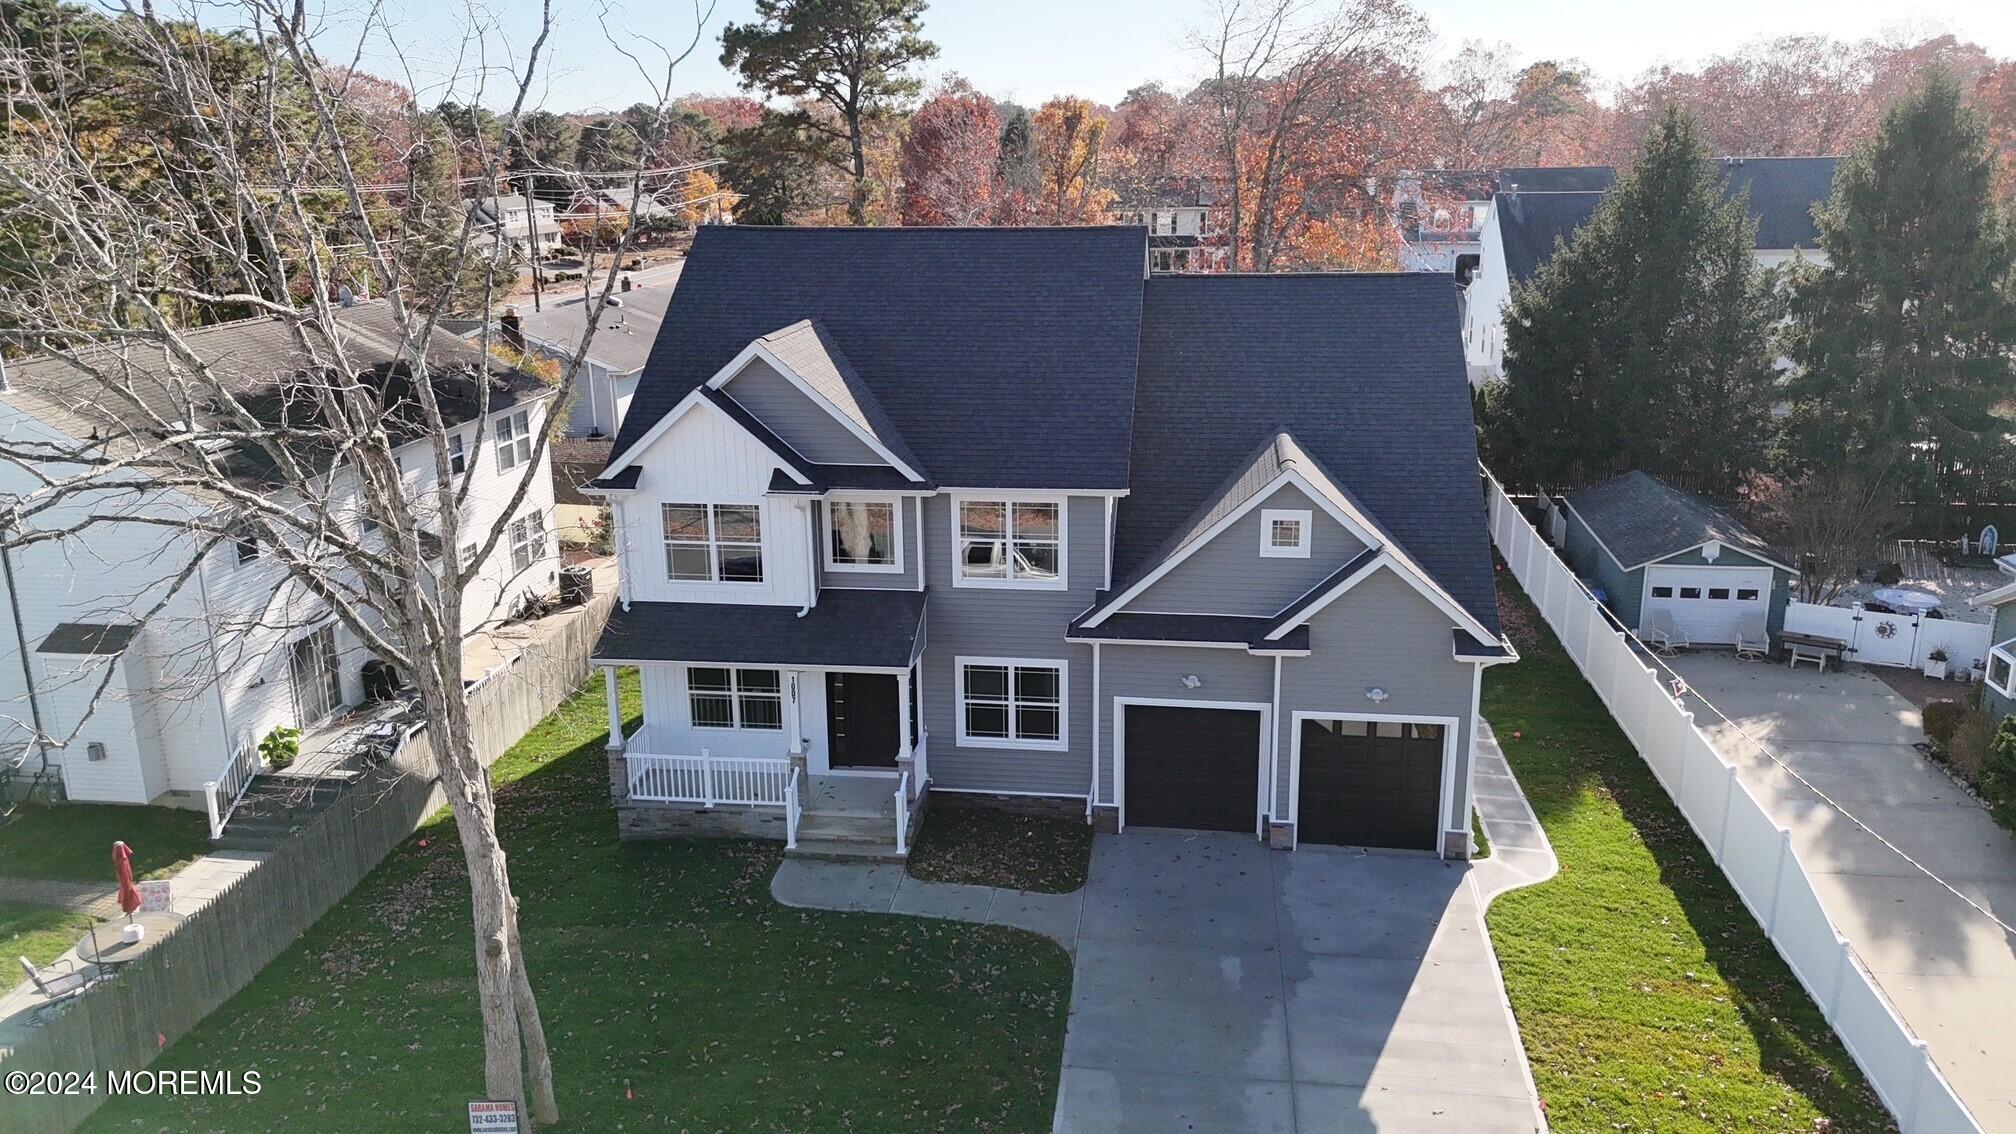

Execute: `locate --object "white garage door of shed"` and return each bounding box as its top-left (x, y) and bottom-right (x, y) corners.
top-left (1642, 565), bottom-right (1772, 645)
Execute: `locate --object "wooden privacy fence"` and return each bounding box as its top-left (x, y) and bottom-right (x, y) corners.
top-left (0, 588), bottom-right (613, 1134)
top-left (1488, 472), bottom-right (1981, 1134)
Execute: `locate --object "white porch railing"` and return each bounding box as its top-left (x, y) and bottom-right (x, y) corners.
top-left (203, 742), bottom-right (264, 840)
top-left (625, 750), bottom-right (793, 808)
top-left (893, 770), bottom-right (911, 856)
top-left (784, 765), bottom-right (802, 850)
top-left (1488, 472), bottom-right (1981, 1134)
top-left (911, 728), bottom-right (929, 800)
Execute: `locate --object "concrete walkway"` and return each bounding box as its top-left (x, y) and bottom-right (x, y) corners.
top-left (770, 859), bottom-right (1084, 952)
top-left (1673, 652), bottom-right (2016, 1132)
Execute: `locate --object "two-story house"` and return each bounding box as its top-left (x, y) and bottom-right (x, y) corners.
top-left (1463, 156), bottom-right (1838, 385)
top-left (0, 301), bottom-right (559, 819)
top-left (587, 225), bottom-right (1512, 859)
top-left (1109, 180), bottom-right (1227, 273)
top-left (468, 194), bottom-right (566, 261)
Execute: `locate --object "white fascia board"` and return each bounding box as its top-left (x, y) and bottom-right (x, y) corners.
top-left (708, 340), bottom-right (926, 484)
top-left (1629, 542), bottom-right (1796, 575)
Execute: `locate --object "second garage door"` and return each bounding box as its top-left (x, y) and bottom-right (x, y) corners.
top-left (1123, 704), bottom-right (1262, 833)
top-left (1642, 565), bottom-right (1773, 645)
top-left (1297, 719), bottom-right (1445, 851)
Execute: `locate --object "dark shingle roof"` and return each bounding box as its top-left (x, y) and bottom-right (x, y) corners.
top-left (1498, 166), bottom-right (1617, 193)
top-left (753, 319), bottom-right (927, 479)
top-left (1717, 156), bottom-right (1835, 249)
top-left (593, 591), bottom-right (926, 668)
top-left (38, 622), bottom-right (138, 656)
top-left (552, 437), bottom-right (614, 506)
top-left (1494, 192), bottom-right (1606, 283)
top-left (611, 226), bottom-right (1147, 489)
top-left (1564, 471), bottom-right (1784, 569)
top-left (1125, 274), bottom-right (1499, 635)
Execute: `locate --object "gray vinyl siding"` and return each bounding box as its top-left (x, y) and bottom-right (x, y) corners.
top-left (919, 494), bottom-right (1103, 797)
top-left (1272, 569), bottom-right (1478, 832)
top-left (1095, 643), bottom-right (1275, 805)
top-left (722, 357), bottom-right (887, 465)
top-left (1988, 605), bottom-right (2016, 725)
top-left (1561, 505), bottom-right (1639, 628)
top-left (817, 497), bottom-right (921, 591)
top-left (1123, 484), bottom-right (1362, 617)
top-left (1642, 545), bottom-right (1792, 637)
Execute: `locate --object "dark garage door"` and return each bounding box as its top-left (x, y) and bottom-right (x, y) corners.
top-left (1297, 719), bottom-right (1444, 851)
top-left (1124, 705), bottom-right (1261, 833)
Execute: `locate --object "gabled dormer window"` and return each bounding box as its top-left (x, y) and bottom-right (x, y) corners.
top-left (1260, 508), bottom-right (1311, 558)
top-left (664, 503), bottom-right (763, 583)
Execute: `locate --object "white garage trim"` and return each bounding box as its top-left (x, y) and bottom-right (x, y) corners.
top-left (1287, 710), bottom-right (1459, 858)
top-left (1638, 563), bottom-right (1774, 646)
top-left (1113, 696), bottom-right (1272, 838)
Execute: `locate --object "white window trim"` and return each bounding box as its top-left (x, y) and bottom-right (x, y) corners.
top-left (954, 655), bottom-right (1068, 751)
top-left (1989, 640), bottom-right (2016, 698)
top-left (949, 492), bottom-right (1069, 591)
top-left (821, 496), bottom-right (906, 575)
top-left (494, 410), bottom-right (533, 473)
top-left (509, 510), bottom-right (548, 574)
top-left (448, 432), bottom-right (467, 475)
top-left (686, 666), bottom-right (785, 732)
top-left (663, 501), bottom-right (766, 585)
top-left (1260, 508), bottom-right (1312, 559)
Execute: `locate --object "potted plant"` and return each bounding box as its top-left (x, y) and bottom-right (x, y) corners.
top-left (1924, 647), bottom-right (1950, 680)
top-left (260, 725), bottom-right (302, 769)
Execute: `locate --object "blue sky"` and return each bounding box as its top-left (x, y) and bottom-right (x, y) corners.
top-left (343, 0), bottom-right (2016, 112)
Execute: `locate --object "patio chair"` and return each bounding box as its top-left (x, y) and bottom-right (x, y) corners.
top-left (1644, 610), bottom-right (1690, 655)
top-left (18, 956), bottom-right (100, 1003)
top-left (1734, 615), bottom-right (1771, 660)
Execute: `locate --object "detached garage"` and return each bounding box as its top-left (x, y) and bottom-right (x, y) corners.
top-left (1558, 471), bottom-right (1794, 647)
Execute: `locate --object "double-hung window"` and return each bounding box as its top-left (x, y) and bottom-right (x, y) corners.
top-left (826, 499), bottom-right (900, 572)
top-left (688, 668), bottom-right (783, 730)
top-left (957, 658), bottom-right (1065, 749)
top-left (494, 411), bottom-right (532, 472)
top-left (448, 433), bottom-right (467, 475)
top-left (664, 503), bottom-right (763, 583)
top-left (509, 511), bottom-right (547, 573)
top-left (957, 498), bottom-right (1062, 586)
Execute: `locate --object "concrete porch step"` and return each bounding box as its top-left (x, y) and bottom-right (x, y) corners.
top-left (797, 813), bottom-right (901, 843)
top-left (786, 837), bottom-right (908, 863)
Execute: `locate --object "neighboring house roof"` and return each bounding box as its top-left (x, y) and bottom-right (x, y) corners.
top-left (1563, 471), bottom-right (1787, 571)
top-left (1973, 579), bottom-right (2016, 610)
top-left (611, 225), bottom-right (1147, 490)
top-left (1122, 273), bottom-right (1500, 636)
top-left (593, 589), bottom-right (927, 669)
top-left (1, 300), bottom-right (550, 488)
top-left (552, 437), bottom-right (615, 507)
top-left (38, 622), bottom-right (138, 656)
top-left (1498, 166), bottom-right (1617, 193)
top-left (515, 273), bottom-right (680, 375)
top-left (747, 319), bottom-right (929, 480)
top-left (1493, 191), bottom-right (1606, 283)
top-left (1717, 155), bottom-right (1835, 249)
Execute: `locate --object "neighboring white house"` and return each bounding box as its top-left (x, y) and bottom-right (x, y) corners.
top-left (0, 302), bottom-right (560, 811)
top-left (511, 268), bottom-right (678, 442)
top-left (1109, 180), bottom-right (1227, 273)
top-left (1462, 156), bottom-right (1837, 385)
top-left (468, 194), bottom-right (566, 260)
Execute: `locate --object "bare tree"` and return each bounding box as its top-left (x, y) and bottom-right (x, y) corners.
top-left (1189, 0), bottom-right (1428, 271)
top-left (1741, 470), bottom-right (1899, 604)
top-left (0, 0), bottom-right (710, 1122)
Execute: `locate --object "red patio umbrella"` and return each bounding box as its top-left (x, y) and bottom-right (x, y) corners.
top-left (113, 841), bottom-right (141, 924)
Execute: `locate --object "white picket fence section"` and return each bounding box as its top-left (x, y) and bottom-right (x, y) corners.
top-left (1782, 601), bottom-right (1993, 674)
top-left (1488, 474), bottom-right (1981, 1134)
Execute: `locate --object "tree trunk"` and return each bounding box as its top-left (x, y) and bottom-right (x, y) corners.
top-left (509, 894), bottom-right (559, 1123)
top-left (847, 116), bottom-right (870, 225)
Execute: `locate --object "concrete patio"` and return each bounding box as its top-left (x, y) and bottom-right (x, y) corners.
top-left (1672, 651), bottom-right (2016, 1131)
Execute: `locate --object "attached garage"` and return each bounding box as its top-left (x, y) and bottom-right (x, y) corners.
top-left (1294, 717), bottom-right (1448, 851)
top-left (1556, 471), bottom-right (1794, 649)
top-left (1641, 564), bottom-right (1775, 646)
top-left (1120, 702), bottom-right (1265, 833)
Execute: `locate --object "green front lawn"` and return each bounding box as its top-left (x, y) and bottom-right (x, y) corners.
top-left (907, 803), bottom-right (1093, 894)
top-left (1484, 569), bottom-right (1893, 1131)
top-left (0, 900), bottom-right (94, 972)
top-left (84, 670), bottom-right (1071, 1133)
top-left (0, 802), bottom-right (210, 882)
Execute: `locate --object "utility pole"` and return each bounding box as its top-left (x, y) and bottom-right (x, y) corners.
top-left (526, 170), bottom-right (545, 313)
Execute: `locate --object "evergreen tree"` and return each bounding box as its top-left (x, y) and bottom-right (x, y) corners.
top-left (400, 113), bottom-right (509, 313)
top-left (1481, 107), bottom-right (1778, 495)
top-left (1781, 70), bottom-right (2016, 502)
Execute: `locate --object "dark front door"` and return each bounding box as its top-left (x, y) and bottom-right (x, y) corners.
top-left (826, 672), bottom-right (901, 769)
top-left (1297, 719), bottom-right (1444, 851)
top-left (1123, 705), bottom-right (1261, 833)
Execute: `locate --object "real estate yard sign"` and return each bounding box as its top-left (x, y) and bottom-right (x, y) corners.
top-left (468, 1101), bottom-right (519, 1132)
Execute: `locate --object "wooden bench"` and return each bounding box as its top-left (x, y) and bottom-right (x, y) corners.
top-left (1780, 630), bottom-right (1846, 673)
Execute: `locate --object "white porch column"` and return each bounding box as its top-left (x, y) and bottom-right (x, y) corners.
top-left (603, 666), bottom-right (624, 750)
top-left (787, 671), bottom-right (805, 758)
top-left (897, 666), bottom-right (914, 762)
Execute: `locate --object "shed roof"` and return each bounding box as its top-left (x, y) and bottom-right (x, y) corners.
top-left (1564, 471), bottom-right (1785, 570)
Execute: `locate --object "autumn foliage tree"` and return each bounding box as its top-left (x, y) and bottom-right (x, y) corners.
top-left (1032, 96), bottom-right (1113, 224)
top-left (899, 77), bottom-right (1001, 225)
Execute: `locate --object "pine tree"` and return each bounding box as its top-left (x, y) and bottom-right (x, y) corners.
top-left (1482, 107), bottom-right (1778, 495)
top-left (1782, 70), bottom-right (2016, 502)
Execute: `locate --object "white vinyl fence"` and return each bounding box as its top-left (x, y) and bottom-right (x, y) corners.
top-left (1782, 602), bottom-right (1993, 675)
top-left (1488, 474), bottom-right (1980, 1134)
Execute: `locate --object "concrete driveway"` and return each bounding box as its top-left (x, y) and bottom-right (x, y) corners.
top-left (1672, 653), bottom-right (2016, 1130)
top-left (1053, 831), bottom-right (1544, 1133)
